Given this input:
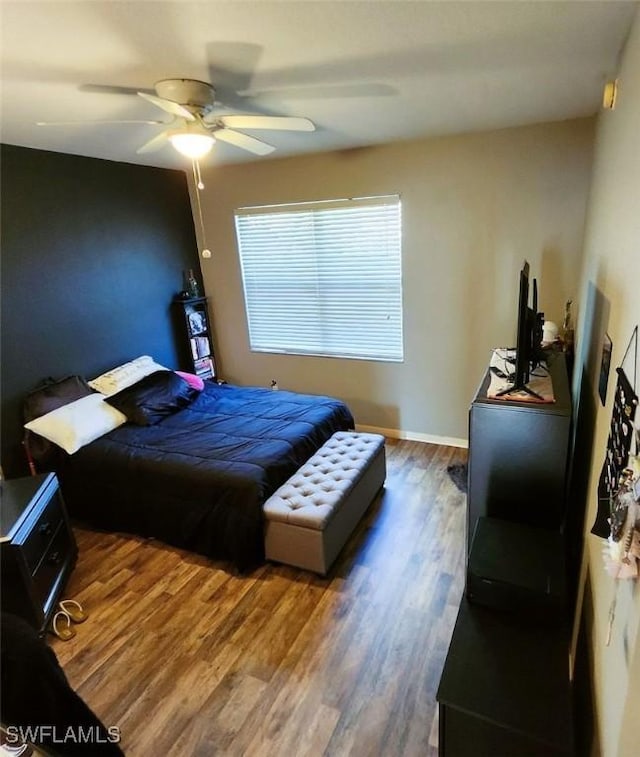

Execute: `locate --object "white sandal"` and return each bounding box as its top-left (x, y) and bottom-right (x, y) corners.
top-left (59, 599), bottom-right (88, 624)
top-left (50, 610), bottom-right (75, 641)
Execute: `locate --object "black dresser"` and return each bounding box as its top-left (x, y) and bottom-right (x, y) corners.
top-left (467, 352), bottom-right (571, 555)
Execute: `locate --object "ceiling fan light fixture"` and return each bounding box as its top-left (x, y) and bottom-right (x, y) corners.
top-left (169, 131), bottom-right (215, 159)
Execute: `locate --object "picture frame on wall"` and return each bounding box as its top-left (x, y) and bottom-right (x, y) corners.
top-left (599, 332), bottom-right (613, 406)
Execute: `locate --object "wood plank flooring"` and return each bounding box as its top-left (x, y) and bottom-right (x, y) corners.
top-left (51, 439), bottom-right (468, 756)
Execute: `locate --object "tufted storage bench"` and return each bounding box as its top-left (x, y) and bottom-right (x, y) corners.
top-left (263, 431), bottom-right (386, 574)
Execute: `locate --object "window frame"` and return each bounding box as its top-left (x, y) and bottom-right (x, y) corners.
top-left (234, 194), bottom-right (404, 363)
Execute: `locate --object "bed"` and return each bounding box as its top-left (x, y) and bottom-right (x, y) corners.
top-left (27, 371), bottom-right (353, 571)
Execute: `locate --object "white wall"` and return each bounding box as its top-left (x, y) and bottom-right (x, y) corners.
top-left (574, 8), bottom-right (640, 756)
top-left (195, 119), bottom-right (594, 444)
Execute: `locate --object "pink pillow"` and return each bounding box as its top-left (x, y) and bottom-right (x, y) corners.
top-left (175, 371), bottom-right (205, 391)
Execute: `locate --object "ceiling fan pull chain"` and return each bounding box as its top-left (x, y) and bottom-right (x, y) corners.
top-left (192, 160), bottom-right (211, 259)
top-left (195, 160), bottom-right (205, 190)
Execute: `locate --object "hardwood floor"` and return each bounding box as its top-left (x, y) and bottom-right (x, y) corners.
top-left (51, 439), bottom-right (468, 756)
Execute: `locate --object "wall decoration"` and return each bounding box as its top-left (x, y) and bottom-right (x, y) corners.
top-left (592, 366), bottom-right (638, 540)
top-left (598, 333), bottom-right (613, 406)
top-left (591, 326), bottom-right (639, 644)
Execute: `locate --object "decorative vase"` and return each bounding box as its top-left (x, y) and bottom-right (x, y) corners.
top-left (183, 269), bottom-right (200, 298)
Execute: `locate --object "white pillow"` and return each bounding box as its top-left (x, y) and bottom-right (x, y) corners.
top-left (88, 355), bottom-right (167, 397)
top-left (24, 394), bottom-right (127, 454)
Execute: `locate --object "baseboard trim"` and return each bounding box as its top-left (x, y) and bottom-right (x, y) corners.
top-left (355, 424), bottom-right (468, 449)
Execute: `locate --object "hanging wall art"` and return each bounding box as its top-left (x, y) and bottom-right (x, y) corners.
top-left (591, 327), bottom-right (639, 579)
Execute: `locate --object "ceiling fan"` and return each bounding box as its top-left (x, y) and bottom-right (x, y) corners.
top-left (37, 78), bottom-right (315, 160)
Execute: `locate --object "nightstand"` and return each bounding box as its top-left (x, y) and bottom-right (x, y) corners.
top-left (1, 472), bottom-right (78, 634)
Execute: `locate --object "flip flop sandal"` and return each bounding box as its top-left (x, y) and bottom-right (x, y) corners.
top-left (59, 599), bottom-right (88, 624)
top-left (50, 610), bottom-right (75, 641)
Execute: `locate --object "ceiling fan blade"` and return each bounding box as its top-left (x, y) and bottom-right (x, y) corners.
top-left (138, 92), bottom-right (195, 121)
top-left (80, 84), bottom-right (155, 97)
top-left (242, 83), bottom-right (396, 100)
top-left (136, 131), bottom-right (170, 154)
top-left (36, 119), bottom-right (165, 126)
top-left (217, 115), bottom-right (315, 132)
top-left (214, 128), bottom-right (275, 155)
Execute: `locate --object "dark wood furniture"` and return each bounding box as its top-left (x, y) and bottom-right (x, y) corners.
top-left (466, 516), bottom-right (567, 621)
top-left (173, 296), bottom-right (217, 380)
top-left (437, 598), bottom-right (573, 756)
top-left (1, 472), bottom-right (78, 634)
top-left (467, 352), bottom-right (571, 555)
top-left (437, 351), bottom-right (575, 755)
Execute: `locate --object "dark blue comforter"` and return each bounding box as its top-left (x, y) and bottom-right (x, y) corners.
top-left (59, 383), bottom-right (353, 570)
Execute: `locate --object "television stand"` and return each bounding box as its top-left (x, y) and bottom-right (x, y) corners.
top-left (467, 351), bottom-right (571, 554)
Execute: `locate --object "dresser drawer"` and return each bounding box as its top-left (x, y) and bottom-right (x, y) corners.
top-left (31, 523), bottom-right (72, 610)
top-left (19, 492), bottom-right (64, 575)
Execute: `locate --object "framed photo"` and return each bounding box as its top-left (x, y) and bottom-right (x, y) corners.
top-left (599, 333), bottom-right (613, 406)
top-left (188, 310), bottom-right (206, 336)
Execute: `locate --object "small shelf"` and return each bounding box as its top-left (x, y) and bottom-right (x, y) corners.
top-left (173, 296), bottom-right (217, 380)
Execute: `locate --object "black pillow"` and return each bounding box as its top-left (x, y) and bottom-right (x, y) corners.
top-left (105, 370), bottom-right (198, 426)
top-left (23, 375), bottom-right (96, 465)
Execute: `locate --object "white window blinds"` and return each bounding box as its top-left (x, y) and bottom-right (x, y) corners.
top-left (234, 195), bottom-right (403, 361)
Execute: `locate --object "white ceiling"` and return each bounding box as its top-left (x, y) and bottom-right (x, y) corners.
top-left (1, 1), bottom-right (637, 170)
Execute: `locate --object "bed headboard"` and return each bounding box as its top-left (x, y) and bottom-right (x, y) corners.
top-left (1, 145), bottom-right (203, 478)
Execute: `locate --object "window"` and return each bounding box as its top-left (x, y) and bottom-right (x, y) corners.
top-left (234, 195), bottom-right (403, 361)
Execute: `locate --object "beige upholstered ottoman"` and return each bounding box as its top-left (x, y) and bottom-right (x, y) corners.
top-left (263, 431), bottom-right (386, 574)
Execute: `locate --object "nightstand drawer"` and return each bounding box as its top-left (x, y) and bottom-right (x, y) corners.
top-left (31, 523), bottom-right (71, 610)
top-left (19, 493), bottom-right (64, 575)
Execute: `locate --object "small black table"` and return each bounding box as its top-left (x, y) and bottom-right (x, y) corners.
top-left (437, 598), bottom-right (573, 756)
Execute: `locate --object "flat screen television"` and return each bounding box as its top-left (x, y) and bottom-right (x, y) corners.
top-left (496, 260), bottom-right (544, 399)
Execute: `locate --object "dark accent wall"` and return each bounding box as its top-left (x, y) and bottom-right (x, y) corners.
top-left (1, 145), bottom-right (202, 478)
